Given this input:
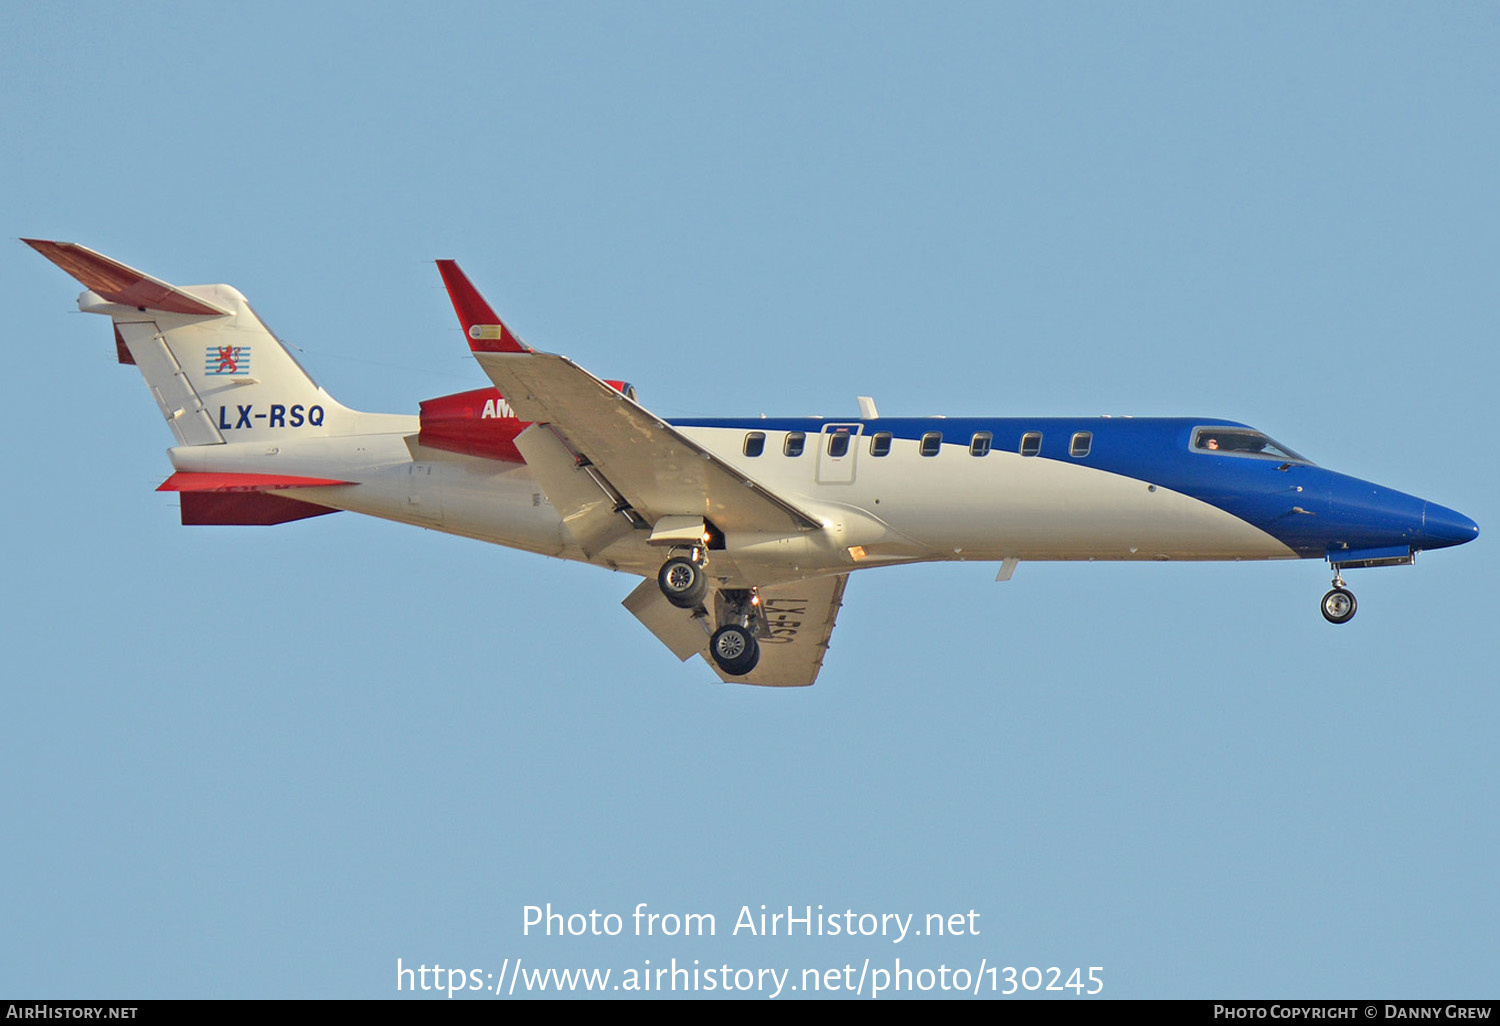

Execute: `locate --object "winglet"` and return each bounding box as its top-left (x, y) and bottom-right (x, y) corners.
top-left (23, 239), bottom-right (232, 316)
top-left (435, 260), bottom-right (531, 353)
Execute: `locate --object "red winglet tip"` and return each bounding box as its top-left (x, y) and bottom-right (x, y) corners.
top-left (435, 260), bottom-right (530, 354)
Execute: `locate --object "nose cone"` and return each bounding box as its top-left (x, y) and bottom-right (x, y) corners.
top-left (1320, 474), bottom-right (1477, 557)
top-left (1420, 501), bottom-right (1480, 550)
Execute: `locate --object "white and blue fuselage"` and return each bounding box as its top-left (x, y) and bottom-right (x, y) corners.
top-left (674, 415), bottom-right (1477, 565)
top-left (167, 413), bottom-right (1477, 582)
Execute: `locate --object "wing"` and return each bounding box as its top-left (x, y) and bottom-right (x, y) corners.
top-left (477, 350), bottom-right (819, 534)
top-left (436, 260), bottom-right (820, 536)
top-left (623, 574), bottom-right (849, 687)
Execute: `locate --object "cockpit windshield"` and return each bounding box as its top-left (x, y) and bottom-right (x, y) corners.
top-left (1191, 427), bottom-right (1310, 464)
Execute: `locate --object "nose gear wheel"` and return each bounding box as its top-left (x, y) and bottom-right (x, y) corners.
top-left (1321, 587), bottom-right (1356, 624)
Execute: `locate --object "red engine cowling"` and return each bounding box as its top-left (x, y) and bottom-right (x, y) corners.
top-left (417, 381), bottom-right (637, 462)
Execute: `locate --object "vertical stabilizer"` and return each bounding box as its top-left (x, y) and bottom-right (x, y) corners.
top-left (26, 240), bottom-right (365, 445)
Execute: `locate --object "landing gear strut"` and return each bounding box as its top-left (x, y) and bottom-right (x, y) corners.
top-left (708, 588), bottom-right (762, 677)
top-left (1321, 571), bottom-right (1357, 625)
top-left (656, 553), bottom-right (765, 676)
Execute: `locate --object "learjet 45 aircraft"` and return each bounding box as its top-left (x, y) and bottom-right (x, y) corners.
top-left (27, 240), bottom-right (1479, 687)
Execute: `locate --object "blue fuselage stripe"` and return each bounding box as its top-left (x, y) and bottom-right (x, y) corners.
top-left (672, 415), bottom-right (1462, 558)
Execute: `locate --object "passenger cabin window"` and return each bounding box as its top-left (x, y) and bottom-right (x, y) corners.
top-left (1020, 432), bottom-right (1042, 456)
top-left (920, 432), bottom-right (942, 457)
top-left (1191, 426), bottom-right (1309, 464)
top-left (969, 432), bottom-right (992, 457)
top-left (743, 432), bottom-right (765, 457)
top-left (869, 432), bottom-right (892, 457)
top-left (1070, 432), bottom-right (1092, 458)
top-left (783, 432), bottom-right (805, 457)
top-left (827, 431), bottom-right (851, 458)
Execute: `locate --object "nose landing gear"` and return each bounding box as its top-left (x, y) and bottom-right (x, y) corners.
top-left (1321, 571), bottom-right (1357, 625)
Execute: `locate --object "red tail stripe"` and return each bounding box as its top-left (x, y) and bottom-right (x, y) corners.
top-left (22, 239), bottom-right (228, 317)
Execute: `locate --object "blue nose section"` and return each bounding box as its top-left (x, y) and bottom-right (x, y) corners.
top-left (1420, 501), bottom-right (1479, 550)
top-left (1319, 475), bottom-right (1477, 556)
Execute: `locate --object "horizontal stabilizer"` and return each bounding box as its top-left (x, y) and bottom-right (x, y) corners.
top-left (22, 239), bottom-right (232, 316)
top-left (158, 472), bottom-right (347, 526)
top-left (157, 472), bottom-right (352, 492)
top-left (179, 492), bottom-right (340, 526)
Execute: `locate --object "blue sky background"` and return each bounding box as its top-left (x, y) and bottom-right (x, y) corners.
top-left (3, 1), bottom-right (1496, 999)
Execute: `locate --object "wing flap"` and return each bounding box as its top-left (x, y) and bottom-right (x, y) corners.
top-left (622, 579), bottom-right (712, 661)
top-left (622, 574), bottom-right (849, 687)
top-left (710, 574), bottom-right (848, 687)
top-left (475, 350), bottom-right (820, 534)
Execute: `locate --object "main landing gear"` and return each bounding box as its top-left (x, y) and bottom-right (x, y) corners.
top-left (654, 551), bottom-right (763, 676)
top-left (708, 588), bottom-right (762, 677)
top-left (1321, 571), bottom-right (1357, 625)
top-left (657, 551), bottom-right (708, 609)
top-left (710, 623), bottom-right (760, 677)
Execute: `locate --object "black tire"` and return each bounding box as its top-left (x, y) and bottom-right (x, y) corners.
top-left (658, 556), bottom-right (708, 608)
top-left (710, 625), bottom-right (761, 676)
top-left (1321, 587), bottom-right (1357, 624)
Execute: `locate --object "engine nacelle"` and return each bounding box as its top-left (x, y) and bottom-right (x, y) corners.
top-left (418, 381), bottom-right (638, 462)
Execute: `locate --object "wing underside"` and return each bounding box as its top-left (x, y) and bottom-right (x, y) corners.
top-left (624, 573), bottom-right (848, 687)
